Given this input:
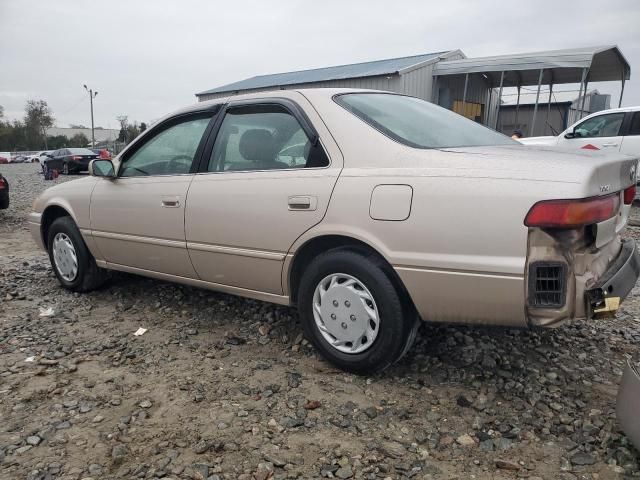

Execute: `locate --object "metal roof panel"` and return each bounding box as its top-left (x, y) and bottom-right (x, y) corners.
top-left (197, 51), bottom-right (450, 95)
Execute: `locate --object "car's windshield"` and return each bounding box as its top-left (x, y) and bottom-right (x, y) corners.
top-left (68, 148), bottom-right (95, 155)
top-left (334, 93), bottom-right (516, 149)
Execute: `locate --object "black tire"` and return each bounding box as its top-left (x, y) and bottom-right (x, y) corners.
top-left (47, 216), bottom-right (107, 292)
top-left (0, 196), bottom-right (8, 210)
top-left (298, 249), bottom-right (418, 374)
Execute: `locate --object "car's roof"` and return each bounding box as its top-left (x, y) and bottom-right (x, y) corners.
top-left (176, 88), bottom-right (383, 116)
top-left (587, 105), bottom-right (640, 114)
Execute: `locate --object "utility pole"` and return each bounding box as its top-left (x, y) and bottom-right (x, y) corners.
top-left (83, 85), bottom-right (98, 148)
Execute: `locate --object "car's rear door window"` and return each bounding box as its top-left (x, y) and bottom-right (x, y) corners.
top-left (120, 116), bottom-right (211, 177)
top-left (628, 112), bottom-right (640, 136)
top-left (207, 105), bottom-right (328, 172)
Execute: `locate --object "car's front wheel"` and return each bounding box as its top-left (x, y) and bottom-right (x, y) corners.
top-left (298, 249), bottom-right (418, 374)
top-left (47, 216), bottom-right (107, 292)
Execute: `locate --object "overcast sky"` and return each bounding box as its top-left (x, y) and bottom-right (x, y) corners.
top-left (1, 0), bottom-right (638, 129)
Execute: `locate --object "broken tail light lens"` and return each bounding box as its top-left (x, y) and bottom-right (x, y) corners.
top-left (525, 193), bottom-right (620, 228)
top-left (623, 185), bottom-right (636, 205)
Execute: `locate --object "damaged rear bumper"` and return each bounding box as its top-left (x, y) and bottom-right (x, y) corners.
top-left (586, 238), bottom-right (640, 318)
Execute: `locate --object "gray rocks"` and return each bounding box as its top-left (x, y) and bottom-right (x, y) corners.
top-left (111, 444), bottom-right (128, 465)
top-left (495, 459), bottom-right (520, 470)
top-left (335, 466), bottom-right (353, 479)
top-left (570, 451), bottom-right (596, 465)
top-left (26, 435), bottom-right (41, 446)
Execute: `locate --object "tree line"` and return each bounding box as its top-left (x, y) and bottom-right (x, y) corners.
top-left (0, 101), bottom-right (147, 152)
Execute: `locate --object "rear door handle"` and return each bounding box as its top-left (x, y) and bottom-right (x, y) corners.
top-left (602, 143), bottom-right (619, 147)
top-left (288, 195), bottom-right (317, 211)
top-left (161, 196), bottom-right (180, 208)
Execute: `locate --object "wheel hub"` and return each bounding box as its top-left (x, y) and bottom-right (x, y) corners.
top-left (52, 233), bottom-right (78, 281)
top-left (313, 273), bottom-right (380, 354)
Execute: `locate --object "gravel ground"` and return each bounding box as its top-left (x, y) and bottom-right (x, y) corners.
top-left (1, 162), bottom-right (639, 480)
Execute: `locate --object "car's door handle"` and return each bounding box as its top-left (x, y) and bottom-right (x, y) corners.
top-left (288, 195), bottom-right (317, 211)
top-left (161, 196), bottom-right (180, 208)
top-left (602, 143), bottom-right (619, 147)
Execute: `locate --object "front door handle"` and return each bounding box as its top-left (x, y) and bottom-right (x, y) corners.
top-left (161, 196), bottom-right (180, 208)
top-left (288, 195), bottom-right (317, 211)
top-left (602, 143), bottom-right (619, 147)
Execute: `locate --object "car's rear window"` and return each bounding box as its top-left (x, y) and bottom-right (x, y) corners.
top-left (334, 93), bottom-right (516, 149)
top-left (68, 148), bottom-right (95, 155)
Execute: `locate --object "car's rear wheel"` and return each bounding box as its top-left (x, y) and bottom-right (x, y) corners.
top-left (62, 162), bottom-right (70, 175)
top-left (47, 216), bottom-right (107, 292)
top-left (298, 249), bottom-right (418, 374)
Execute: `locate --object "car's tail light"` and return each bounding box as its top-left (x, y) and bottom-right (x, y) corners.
top-left (525, 193), bottom-right (620, 228)
top-left (623, 185), bottom-right (636, 205)
top-left (0, 178), bottom-right (5, 189)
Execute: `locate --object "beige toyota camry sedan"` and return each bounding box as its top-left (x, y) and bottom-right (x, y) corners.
top-left (29, 88), bottom-right (640, 373)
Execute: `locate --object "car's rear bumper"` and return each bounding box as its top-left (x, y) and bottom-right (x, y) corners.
top-left (28, 212), bottom-right (44, 250)
top-left (69, 160), bottom-right (92, 171)
top-left (617, 360), bottom-right (640, 450)
top-left (585, 238), bottom-right (640, 317)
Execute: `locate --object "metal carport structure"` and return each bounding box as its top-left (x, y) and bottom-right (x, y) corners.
top-left (433, 45), bottom-right (630, 135)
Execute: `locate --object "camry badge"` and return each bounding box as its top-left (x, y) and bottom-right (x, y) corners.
top-left (600, 185), bottom-right (611, 193)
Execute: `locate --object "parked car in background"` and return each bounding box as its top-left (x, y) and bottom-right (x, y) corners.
top-left (28, 150), bottom-right (52, 163)
top-left (0, 173), bottom-right (9, 209)
top-left (43, 148), bottom-right (99, 174)
top-left (92, 148), bottom-right (112, 160)
top-left (0, 153), bottom-right (9, 164)
top-left (10, 154), bottom-right (30, 163)
top-left (520, 106), bottom-right (640, 155)
top-left (29, 89), bottom-right (640, 373)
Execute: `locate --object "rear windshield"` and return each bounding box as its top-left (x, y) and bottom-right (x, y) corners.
top-left (334, 93), bottom-right (516, 149)
top-left (68, 148), bottom-right (96, 155)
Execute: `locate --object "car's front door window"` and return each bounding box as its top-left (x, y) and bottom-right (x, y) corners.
top-left (574, 113), bottom-right (625, 138)
top-left (120, 116), bottom-right (211, 177)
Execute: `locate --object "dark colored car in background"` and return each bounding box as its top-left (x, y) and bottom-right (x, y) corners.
top-left (0, 173), bottom-right (9, 209)
top-left (43, 148), bottom-right (98, 175)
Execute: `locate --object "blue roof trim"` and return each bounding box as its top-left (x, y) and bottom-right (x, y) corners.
top-left (197, 51), bottom-right (448, 96)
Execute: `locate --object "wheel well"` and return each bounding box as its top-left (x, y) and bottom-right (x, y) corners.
top-left (41, 206), bottom-right (71, 248)
top-left (288, 235), bottom-right (416, 313)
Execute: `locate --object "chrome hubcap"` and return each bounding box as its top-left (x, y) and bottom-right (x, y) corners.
top-left (52, 233), bottom-right (78, 281)
top-left (312, 273), bottom-right (380, 354)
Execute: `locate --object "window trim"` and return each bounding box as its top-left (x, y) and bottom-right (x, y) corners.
top-left (116, 106), bottom-right (220, 178)
top-left (194, 97), bottom-right (331, 175)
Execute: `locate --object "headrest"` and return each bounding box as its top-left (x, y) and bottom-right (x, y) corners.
top-left (239, 129), bottom-right (277, 162)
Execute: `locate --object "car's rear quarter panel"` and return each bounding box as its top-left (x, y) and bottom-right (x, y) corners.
top-left (299, 89), bottom-right (598, 327)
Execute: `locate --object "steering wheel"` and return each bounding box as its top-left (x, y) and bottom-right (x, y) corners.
top-left (166, 155), bottom-right (193, 173)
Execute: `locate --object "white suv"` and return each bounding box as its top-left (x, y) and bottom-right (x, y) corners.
top-left (520, 106), bottom-right (640, 157)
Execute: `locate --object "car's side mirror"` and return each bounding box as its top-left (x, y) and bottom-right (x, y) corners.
top-left (89, 159), bottom-right (115, 178)
top-left (564, 131), bottom-right (575, 139)
top-left (45, 154), bottom-right (54, 158)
